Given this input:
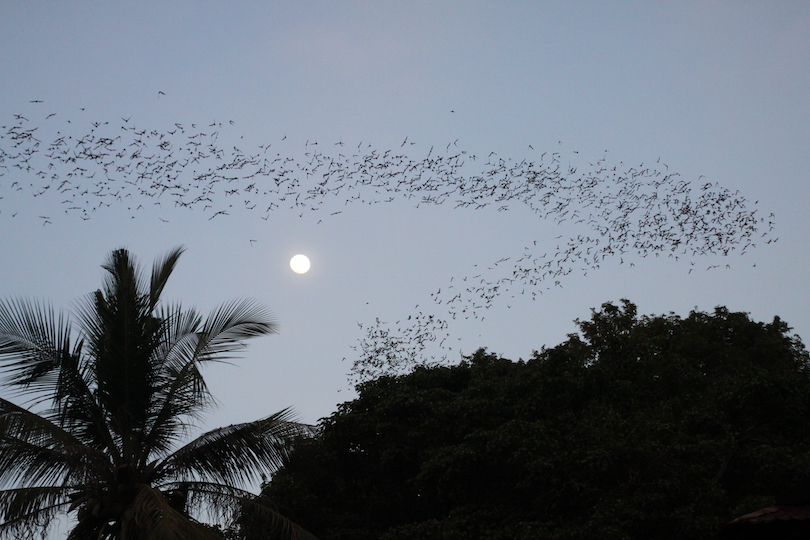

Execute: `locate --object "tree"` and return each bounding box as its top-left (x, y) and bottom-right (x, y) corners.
top-left (262, 301), bottom-right (810, 540)
top-left (0, 247), bottom-right (316, 540)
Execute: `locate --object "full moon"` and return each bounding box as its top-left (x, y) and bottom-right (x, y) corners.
top-left (290, 254), bottom-right (311, 274)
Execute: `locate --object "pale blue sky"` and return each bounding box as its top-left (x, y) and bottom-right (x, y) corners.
top-left (1, 1), bottom-right (808, 437)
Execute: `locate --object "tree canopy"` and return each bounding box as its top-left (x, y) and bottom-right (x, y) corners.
top-left (263, 300), bottom-right (810, 540)
top-left (0, 247), bottom-right (315, 540)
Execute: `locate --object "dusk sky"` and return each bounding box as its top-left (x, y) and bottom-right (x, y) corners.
top-left (1, 0), bottom-right (808, 441)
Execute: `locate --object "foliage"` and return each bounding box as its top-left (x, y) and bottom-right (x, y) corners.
top-left (0, 247), bottom-right (316, 540)
top-left (263, 300), bottom-right (810, 540)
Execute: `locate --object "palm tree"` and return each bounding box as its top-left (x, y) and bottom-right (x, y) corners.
top-left (0, 247), bottom-right (316, 540)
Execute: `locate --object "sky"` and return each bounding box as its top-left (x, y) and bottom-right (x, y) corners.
top-left (1, 0), bottom-right (808, 442)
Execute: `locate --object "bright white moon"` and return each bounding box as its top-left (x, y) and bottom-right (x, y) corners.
top-left (290, 254), bottom-right (311, 274)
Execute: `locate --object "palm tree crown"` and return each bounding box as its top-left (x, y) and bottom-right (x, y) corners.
top-left (0, 247), bottom-right (314, 539)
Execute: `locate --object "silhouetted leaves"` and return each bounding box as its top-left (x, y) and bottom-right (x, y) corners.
top-left (0, 247), bottom-right (315, 539)
top-left (264, 301), bottom-right (810, 540)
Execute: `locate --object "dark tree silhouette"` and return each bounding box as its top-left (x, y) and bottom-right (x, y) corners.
top-left (264, 301), bottom-right (810, 540)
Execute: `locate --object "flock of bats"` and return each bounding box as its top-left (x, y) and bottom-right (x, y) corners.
top-left (0, 104), bottom-right (776, 383)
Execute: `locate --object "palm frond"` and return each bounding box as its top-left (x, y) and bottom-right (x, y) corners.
top-left (0, 486), bottom-right (74, 540)
top-left (150, 246), bottom-right (186, 311)
top-left (138, 305), bottom-right (221, 463)
top-left (138, 299), bottom-right (278, 462)
top-left (118, 484), bottom-right (216, 540)
top-left (195, 299), bottom-right (278, 362)
top-left (139, 356), bottom-right (211, 463)
top-left (155, 409), bottom-right (311, 485)
top-left (152, 304), bottom-right (204, 378)
top-left (0, 399), bottom-right (110, 488)
top-left (0, 297), bottom-right (116, 456)
top-left (160, 480), bottom-right (319, 540)
top-left (0, 397), bottom-right (81, 448)
top-left (152, 304), bottom-right (210, 412)
top-left (50, 340), bottom-right (118, 456)
top-left (0, 398), bottom-right (102, 484)
top-left (0, 298), bottom-right (72, 397)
